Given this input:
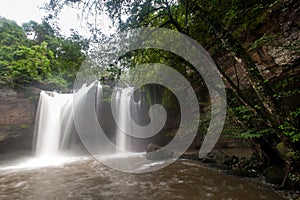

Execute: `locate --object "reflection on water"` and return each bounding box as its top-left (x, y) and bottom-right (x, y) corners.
top-left (0, 158), bottom-right (285, 200)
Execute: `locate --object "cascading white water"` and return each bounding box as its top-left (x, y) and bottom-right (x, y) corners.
top-left (95, 82), bottom-right (103, 113)
top-left (34, 83), bottom-right (140, 159)
top-left (34, 91), bottom-right (73, 158)
top-left (114, 87), bottom-right (135, 151)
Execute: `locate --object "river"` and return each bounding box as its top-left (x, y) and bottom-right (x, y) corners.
top-left (0, 155), bottom-right (286, 200)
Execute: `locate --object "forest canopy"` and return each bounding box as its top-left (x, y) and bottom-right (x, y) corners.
top-left (0, 17), bottom-right (88, 89)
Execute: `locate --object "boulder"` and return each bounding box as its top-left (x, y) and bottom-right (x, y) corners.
top-left (264, 165), bottom-right (285, 185)
top-left (145, 143), bottom-right (174, 160)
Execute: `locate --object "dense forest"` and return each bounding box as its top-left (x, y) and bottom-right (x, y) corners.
top-left (1, 0), bottom-right (299, 189)
top-left (0, 17), bottom-right (88, 89)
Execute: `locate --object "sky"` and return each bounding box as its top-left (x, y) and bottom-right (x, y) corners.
top-left (0, 0), bottom-right (46, 24)
top-left (0, 0), bottom-right (112, 37)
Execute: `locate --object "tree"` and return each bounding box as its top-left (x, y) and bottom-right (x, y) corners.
top-left (0, 17), bottom-right (29, 85)
top-left (44, 0), bottom-right (300, 187)
top-left (22, 21), bottom-right (56, 43)
top-left (0, 17), bottom-right (88, 89)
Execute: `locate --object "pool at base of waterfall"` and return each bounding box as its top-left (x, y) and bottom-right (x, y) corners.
top-left (0, 156), bottom-right (286, 200)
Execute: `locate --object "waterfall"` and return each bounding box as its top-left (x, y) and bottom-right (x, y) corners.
top-left (34, 83), bottom-right (142, 159)
top-left (113, 87), bottom-right (135, 152)
top-left (34, 91), bottom-right (73, 158)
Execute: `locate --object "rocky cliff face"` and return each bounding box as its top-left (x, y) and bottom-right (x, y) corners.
top-left (252, 0), bottom-right (300, 79)
top-left (250, 0), bottom-right (300, 113)
top-left (219, 0), bottom-right (300, 83)
top-left (0, 87), bottom-right (40, 153)
top-left (220, 0), bottom-right (299, 104)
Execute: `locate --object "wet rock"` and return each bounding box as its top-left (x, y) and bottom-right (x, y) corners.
top-left (202, 157), bottom-right (217, 164)
top-left (228, 169), bottom-right (258, 178)
top-left (201, 153), bottom-right (218, 163)
top-left (231, 155), bottom-right (239, 165)
top-left (199, 152), bottom-right (262, 179)
top-left (210, 163), bottom-right (231, 170)
top-left (264, 165), bottom-right (285, 185)
top-left (179, 152), bottom-right (200, 160)
top-left (238, 157), bottom-right (250, 169)
top-left (222, 156), bottom-right (232, 166)
top-left (146, 143), bottom-right (162, 153)
top-left (248, 156), bottom-right (261, 169)
top-left (145, 143), bottom-right (174, 160)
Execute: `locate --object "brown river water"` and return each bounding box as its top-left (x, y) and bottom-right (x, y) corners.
top-left (0, 155), bottom-right (287, 200)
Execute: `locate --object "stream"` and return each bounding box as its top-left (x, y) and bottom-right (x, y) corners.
top-left (0, 156), bottom-right (286, 200)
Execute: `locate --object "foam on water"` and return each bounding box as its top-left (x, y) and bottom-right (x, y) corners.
top-left (0, 156), bottom-right (90, 171)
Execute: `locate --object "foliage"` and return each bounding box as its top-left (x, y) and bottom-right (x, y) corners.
top-left (6, 42), bottom-right (52, 84)
top-left (249, 35), bottom-right (276, 50)
top-left (279, 121), bottom-right (300, 143)
top-left (0, 17), bottom-right (88, 89)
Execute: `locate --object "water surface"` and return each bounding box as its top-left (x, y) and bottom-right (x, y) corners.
top-left (0, 157), bottom-right (285, 200)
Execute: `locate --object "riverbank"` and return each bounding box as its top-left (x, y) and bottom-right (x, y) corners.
top-left (180, 148), bottom-right (300, 199)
